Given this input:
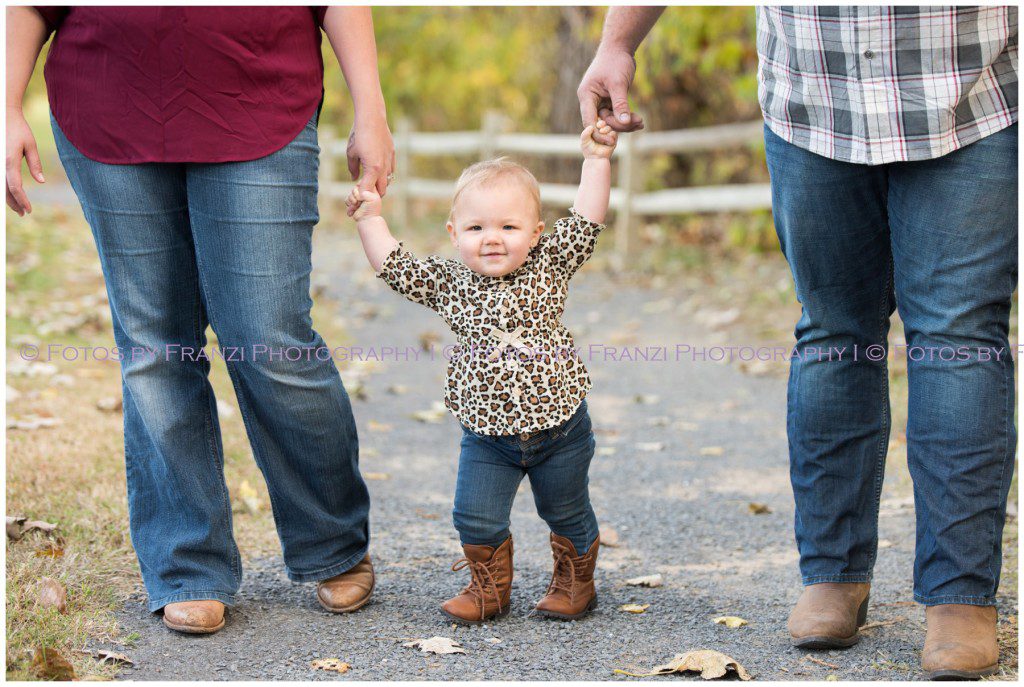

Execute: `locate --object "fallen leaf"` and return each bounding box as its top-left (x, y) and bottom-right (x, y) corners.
top-left (32, 647), bottom-right (76, 681)
top-left (386, 384), bottom-right (409, 395)
top-left (96, 397), bottom-right (122, 412)
top-left (216, 399), bottom-right (236, 419)
top-left (599, 526), bottom-right (620, 548)
top-left (237, 480), bottom-right (262, 515)
top-left (363, 472), bottom-right (391, 481)
top-left (625, 574), bottom-right (664, 588)
top-left (367, 420), bottom-right (393, 432)
top-left (878, 539), bottom-right (893, 548)
top-left (826, 674), bottom-right (839, 681)
top-left (484, 637), bottom-right (501, 644)
top-left (633, 394), bottom-right (660, 405)
top-left (418, 331), bottom-right (441, 351)
top-left (403, 637), bottom-right (466, 655)
top-left (7, 385), bottom-right (22, 403)
top-left (712, 616), bottom-right (748, 629)
top-left (415, 508), bottom-right (440, 520)
top-left (311, 658), bottom-right (350, 674)
top-left (38, 578), bottom-right (68, 614)
top-left (614, 649), bottom-right (751, 680)
top-left (699, 446), bottom-right (725, 456)
top-left (411, 402), bottom-right (447, 424)
top-left (636, 442), bottom-right (665, 452)
top-left (6, 516), bottom-right (26, 540)
top-left (6, 516), bottom-right (57, 541)
top-left (596, 447), bottom-right (618, 457)
top-left (747, 502), bottom-right (772, 515)
top-left (620, 603), bottom-right (650, 614)
top-left (7, 416), bottom-right (61, 431)
top-left (35, 542), bottom-right (65, 558)
top-left (78, 649), bottom-right (134, 666)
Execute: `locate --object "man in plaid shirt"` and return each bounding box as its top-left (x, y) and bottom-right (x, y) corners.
top-left (580, 6), bottom-right (1016, 680)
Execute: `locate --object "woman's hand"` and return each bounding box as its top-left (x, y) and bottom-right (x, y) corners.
top-left (347, 116), bottom-right (395, 198)
top-left (581, 120), bottom-right (618, 159)
top-left (6, 108), bottom-right (45, 216)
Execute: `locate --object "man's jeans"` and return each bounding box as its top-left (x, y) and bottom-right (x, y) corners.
top-left (765, 124), bottom-right (1017, 605)
top-left (455, 400), bottom-right (599, 555)
top-left (53, 113), bottom-right (371, 611)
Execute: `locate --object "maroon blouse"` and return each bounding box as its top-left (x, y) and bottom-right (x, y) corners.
top-left (35, 7), bottom-right (328, 164)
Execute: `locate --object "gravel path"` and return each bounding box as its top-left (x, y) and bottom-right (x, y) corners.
top-left (110, 229), bottom-right (1016, 680)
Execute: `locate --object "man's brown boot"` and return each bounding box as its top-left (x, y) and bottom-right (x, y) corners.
top-left (316, 554), bottom-right (375, 613)
top-left (921, 604), bottom-right (999, 680)
top-left (441, 536), bottom-right (513, 624)
top-left (788, 582), bottom-right (870, 649)
top-left (163, 600), bottom-right (226, 634)
top-left (534, 533), bottom-right (599, 620)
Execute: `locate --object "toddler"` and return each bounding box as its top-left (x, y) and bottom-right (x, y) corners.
top-left (348, 120), bottom-right (617, 623)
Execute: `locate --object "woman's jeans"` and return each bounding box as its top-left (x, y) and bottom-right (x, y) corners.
top-left (765, 124), bottom-right (1017, 606)
top-left (52, 114), bottom-right (371, 612)
top-left (455, 400), bottom-right (599, 555)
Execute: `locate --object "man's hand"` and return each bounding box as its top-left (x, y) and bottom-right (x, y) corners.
top-left (581, 120), bottom-right (618, 159)
top-left (6, 108), bottom-right (45, 216)
top-left (577, 48), bottom-right (645, 145)
top-left (346, 186), bottom-right (383, 222)
top-left (346, 117), bottom-right (395, 198)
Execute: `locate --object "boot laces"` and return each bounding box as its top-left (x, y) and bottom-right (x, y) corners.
top-left (546, 541), bottom-right (589, 602)
top-left (451, 556), bottom-right (504, 616)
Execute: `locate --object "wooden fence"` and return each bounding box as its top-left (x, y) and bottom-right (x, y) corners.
top-left (318, 112), bottom-right (773, 267)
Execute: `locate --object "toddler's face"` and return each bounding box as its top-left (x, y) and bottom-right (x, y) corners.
top-left (447, 180), bottom-right (543, 278)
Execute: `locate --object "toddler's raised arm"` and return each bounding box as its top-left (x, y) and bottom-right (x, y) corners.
top-left (348, 188), bottom-right (399, 272)
top-left (574, 120), bottom-right (617, 224)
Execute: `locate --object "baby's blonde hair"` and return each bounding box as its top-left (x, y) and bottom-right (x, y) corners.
top-left (449, 157), bottom-right (541, 221)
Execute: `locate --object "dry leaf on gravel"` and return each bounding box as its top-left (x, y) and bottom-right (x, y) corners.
top-left (620, 603), bottom-right (650, 614)
top-left (599, 526), bottom-right (620, 548)
top-left (699, 446), bottom-right (725, 456)
top-left (418, 331), bottom-right (441, 351)
top-left (403, 637), bottom-right (466, 655)
top-left (859, 617), bottom-right (905, 631)
top-left (636, 442), bottom-right (666, 452)
top-left (38, 578), bottom-right (68, 614)
top-left (633, 394), bottom-right (660, 405)
top-left (96, 397), bottom-right (122, 412)
top-left (311, 658), bottom-right (350, 673)
top-left (614, 649), bottom-right (751, 680)
top-left (32, 647), bottom-right (77, 681)
top-left (411, 402), bottom-right (447, 423)
top-left (78, 649), bottom-right (133, 666)
top-left (803, 655), bottom-right (838, 669)
top-left (386, 384), bottom-right (409, 395)
top-left (363, 472), bottom-right (391, 481)
top-left (747, 502), bottom-right (772, 515)
top-left (625, 574), bottom-right (664, 588)
top-left (367, 420), bottom-right (393, 432)
top-left (597, 447), bottom-right (618, 456)
top-left (484, 637), bottom-right (501, 644)
top-left (712, 616), bottom-right (748, 628)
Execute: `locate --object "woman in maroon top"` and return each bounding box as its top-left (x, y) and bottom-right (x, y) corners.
top-left (6, 6), bottom-right (392, 634)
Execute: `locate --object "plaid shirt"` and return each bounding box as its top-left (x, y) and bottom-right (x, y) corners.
top-left (757, 6), bottom-right (1018, 165)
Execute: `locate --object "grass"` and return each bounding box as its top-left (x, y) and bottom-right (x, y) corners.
top-left (5, 205), bottom-right (353, 680)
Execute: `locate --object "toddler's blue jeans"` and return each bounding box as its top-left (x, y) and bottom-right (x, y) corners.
top-left (454, 400), bottom-right (599, 555)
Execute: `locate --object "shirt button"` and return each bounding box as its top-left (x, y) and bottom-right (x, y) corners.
top-left (863, 49), bottom-right (874, 59)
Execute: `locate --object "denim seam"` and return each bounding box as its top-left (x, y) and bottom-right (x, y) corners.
top-left (985, 350), bottom-right (1013, 595)
top-left (802, 573), bottom-right (873, 585)
top-left (913, 593), bottom-right (997, 607)
top-left (148, 589), bottom-right (237, 613)
top-left (865, 253), bottom-right (894, 574)
top-left (286, 543), bottom-right (369, 583)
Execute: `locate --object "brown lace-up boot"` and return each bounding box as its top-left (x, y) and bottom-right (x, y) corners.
top-left (534, 533), bottom-right (599, 620)
top-left (921, 604), bottom-right (999, 680)
top-left (441, 536), bottom-right (513, 624)
top-left (788, 582), bottom-right (871, 649)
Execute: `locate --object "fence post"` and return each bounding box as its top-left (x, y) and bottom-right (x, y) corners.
top-left (319, 126), bottom-right (337, 223)
top-left (481, 110), bottom-right (506, 160)
top-left (395, 117), bottom-right (412, 230)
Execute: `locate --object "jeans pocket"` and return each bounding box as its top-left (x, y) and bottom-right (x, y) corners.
top-left (558, 401), bottom-right (590, 439)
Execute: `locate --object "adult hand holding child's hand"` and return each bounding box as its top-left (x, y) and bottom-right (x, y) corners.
top-left (346, 186), bottom-right (382, 221)
top-left (581, 120), bottom-right (617, 160)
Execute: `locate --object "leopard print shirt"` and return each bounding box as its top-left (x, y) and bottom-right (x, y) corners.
top-left (377, 208), bottom-right (603, 436)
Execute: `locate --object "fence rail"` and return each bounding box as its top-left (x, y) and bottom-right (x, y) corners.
top-left (321, 112), bottom-right (771, 267)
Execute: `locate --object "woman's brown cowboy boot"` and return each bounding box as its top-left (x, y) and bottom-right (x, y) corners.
top-left (440, 536), bottom-right (514, 624)
top-left (534, 533), bottom-right (599, 620)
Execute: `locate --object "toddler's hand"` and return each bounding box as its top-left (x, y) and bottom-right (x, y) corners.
top-left (581, 119), bottom-right (617, 159)
top-left (346, 186), bottom-right (382, 221)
